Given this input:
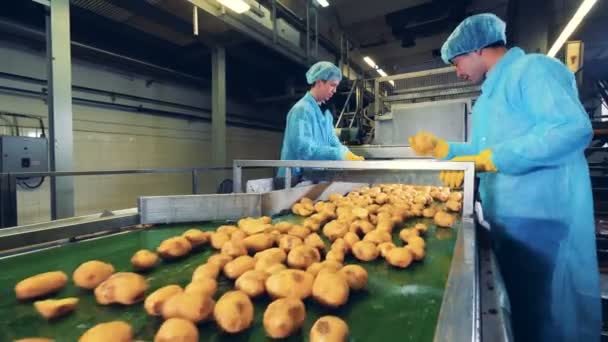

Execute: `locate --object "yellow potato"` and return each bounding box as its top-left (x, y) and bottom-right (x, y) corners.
top-left (287, 245), bottom-right (321, 269)
top-left (210, 231), bottom-right (231, 249)
top-left (378, 242), bottom-right (396, 258)
top-left (328, 193), bottom-right (343, 202)
top-left (230, 229), bottom-right (247, 242)
top-left (265, 269), bottom-right (314, 299)
top-left (263, 297), bottom-right (306, 338)
top-left (352, 241), bottom-right (379, 262)
top-left (303, 219), bottom-right (322, 232)
top-left (422, 207), bottom-right (437, 218)
top-left (144, 285), bottom-right (183, 316)
top-left (292, 203), bottom-right (314, 217)
top-left (73, 261), bottom-right (114, 289)
top-left (312, 271), bottom-right (349, 307)
top-left (414, 223), bottom-right (428, 235)
top-left (446, 200), bottom-right (462, 212)
top-left (185, 278), bottom-right (217, 297)
top-left (154, 318), bottom-right (198, 342)
top-left (181, 229), bottom-right (210, 247)
top-left (217, 225), bottom-right (239, 236)
top-left (376, 219), bottom-right (394, 232)
top-left (221, 240), bottom-right (248, 258)
top-left (449, 192), bottom-right (463, 202)
top-left (363, 230), bottom-right (391, 244)
top-left (130, 249), bottom-right (159, 271)
top-left (386, 247), bottom-right (413, 268)
top-left (192, 263), bottom-right (221, 281)
top-left (343, 232), bottom-right (360, 250)
top-left (289, 225), bottom-right (312, 239)
top-left (265, 263), bottom-right (288, 275)
top-left (405, 244), bottom-right (426, 261)
top-left (223, 255), bottom-right (256, 279)
top-left (273, 221), bottom-right (293, 233)
top-left (399, 228), bottom-right (420, 242)
top-left (162, 292), bottom-right (214, 323)
top-left (322, 220), bottom-right (348, 241)
top-left (330, 238), bottom-right (348, 254)
top-left (14, 338), bottom-right (54, 342)
top-left (157, 237), bottom-right (192, 260)
top-left (94, 272), bottom-right (148, 305)
top-left (79, 321), bottom-right (132, 342)
top-left (34, 297), bottom-right (79, 320)
top-left (235, 270), bottom-right (269, 298)
top-left (242, 233), bottom-right (274, 252)
top-left (406, 235), bottom-right (426, 249)
top-left (214, 291), bottom-right (254, 333)
top-left (305, 233), bottom-right (326, 250)
top-left (254, 256), bottom-right (281, 273)
top-left (310, 316), bottom-right (349, 342)
top-left (207, 254), bottom-right (233, 268)
top-left (15, 271), bottom-right (68, 300)
top-left (278, 234), bottom-right (303, 252)
top-left (339, 265), bottom-right (368, 290)
top-left (434, 211), bottom-right (455, 228)
top-left (325, 249), bottom-right (345, 263)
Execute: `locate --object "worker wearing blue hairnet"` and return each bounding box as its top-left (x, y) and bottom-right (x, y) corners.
top-left (409, 13), bottom-right (600, 341)
top-left (279, 61), bottom-right (363, 178)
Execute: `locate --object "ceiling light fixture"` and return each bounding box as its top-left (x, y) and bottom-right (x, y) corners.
top-left (316, 0), bottom-right (330, 7)
top-left (217, 0), bottom-right (250, 14)
top-left (363, 56), bottom-right (376, 68)
top-left (547, 0), bottom-right (598, 57)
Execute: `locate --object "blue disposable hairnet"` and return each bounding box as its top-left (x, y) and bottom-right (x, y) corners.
top-left (305, 61), bottom-right (342, 85)
top-left (440, 13), bottom-right (507, 64)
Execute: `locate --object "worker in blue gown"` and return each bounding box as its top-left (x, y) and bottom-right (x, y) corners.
top-left (278, 61), bottom-right (364, 183)
top-left (408, 13), bottom-right (601, 341)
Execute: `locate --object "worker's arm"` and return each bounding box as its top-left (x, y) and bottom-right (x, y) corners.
top-left (491, 58), bottom-right (592, 175)
top-left (444, 142), bottom-right (479, 159)
top-left (287, 108), bottom-right (348, 160)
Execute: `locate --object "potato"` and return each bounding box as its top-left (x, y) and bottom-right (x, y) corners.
top-left (254, 256), bottom-right (281, 272)
top-left (130, 250), bottom-right (159, 271)
top-left (325, 249), bottom-right (345, 263)
top-left (34, 297), bottom-right (79, 320)
top-left (14, 338), bottom-right (54, 342)
top-left (94, 272), bottom-right (148, 305)
top-left (144, 285), bottom-right (183, 316)
top-left (305, 233), bottom-right (326, 250)
top-left (343, 232), bottom-right (360, 250)
top-left (221, 239), bottom-right (248, 258)
top-left (292, 203), bottom-right (314, 217)
top-left (446, 200), bottom-right (462, 212)
top-left (310, 316), bottom-right (349, 342)
top-left (207, 254), bottom-right (233, 268)
top-left (211, 232), bottom-right (231, 249)
top-left (161, 292), bottom-right (214, 323)
top-left (155, 318), bottom-right (198, 342)
top-left (406, 235), bottom-right (426, 249)
top-left (289, 225), bottom-right (312, 239)
top-left (214, 291), bottom-right (254, 333)
top-left (192, 263), bottom-right (220, 281)
top-left (328, 193), bottom-right (343, 202)
top-left (230, 229), bottom-right (247, 242)
top-left (243, 233), bottom-right (274, 252)
top-left (330, 238), bottom-right (348, 254)
top-left (278, 234), bottom-right (303, 252)
top-left (266, 263), bottom-right (288, 274)
top-left (376, 219), bottom-right (394, 232)
top-left (73, 261), bottom-right (114, 289)
top-left (405, 244), bottom-right (426, 261)
top-left (273, 221), bottom-right (293, 233)
top-left (287, 245), bottom-right (321, 269)
top-left (399, 228), bottom-right (420, 242)
top-left (157, 237), bottom-right (192, 260)
top-left (265, 269), bottom-right (314, 299)
top-left (235, 270), bottom-right (269, 298)
top-left (303, 219), bottom-right (322, 232)
top-left (434, 210), bottom-right (456, 228)
top-left (15, 271), bottom-right (68, 300)
top-left (352, 241), bottom-right (379, 262)
top-left (449, 192), bottom-right (463, 202)
top-left (181, 229), bottom-right (210, 247)
top-left (312, 271), bottom-right (349, 307)
top-left (386, 247), bottom-right (413, 268)
top-left (339, 265), bottom-right (368, 290)
top-left (422, 207), bottom-right (437, 218)
top-left (217, 225), bottom-right (239, 236)
top-left (223, 255), bottom-right (255, 279)
top-left (263, 297), bottom-right (306, 338)
top-left (414, 223), bottom-right (428, 235)
top-left (185, 278), bottom-right (217, 297)
top-left (378, 242), bottom-right (396, 258)
top-left (79, 321), bottom-right (132, 342)
top-left (322, 221), bottom-right (348, 241)
top-left (363, 230), bottom-right (391, 244)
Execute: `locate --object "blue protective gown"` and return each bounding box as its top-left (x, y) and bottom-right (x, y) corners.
top-left (279, 92), bottom-right (348, 176)
top-left (446, 47), bottom-right (601, 341)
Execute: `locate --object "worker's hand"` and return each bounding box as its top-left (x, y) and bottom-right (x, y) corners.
top-left (345, 151), bottom-right (365, 161)
top-left (408, 131), bottom-right (449, 158)
top-left (439, 149), bottom-right (497, 188)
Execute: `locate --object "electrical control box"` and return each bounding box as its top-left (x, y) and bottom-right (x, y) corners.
top-left (0, 136), bottom-right (48, 173)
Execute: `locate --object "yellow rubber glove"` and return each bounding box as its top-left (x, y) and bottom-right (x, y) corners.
top-left (408, 131), bottom-right (449, 158)
top-left (439, 149), bottom-right (497, 188)
top-left (345, 151), bottom-right (365, 161)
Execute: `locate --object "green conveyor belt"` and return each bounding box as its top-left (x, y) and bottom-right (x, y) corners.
top-left (0, 215), bottom-right (458, 342)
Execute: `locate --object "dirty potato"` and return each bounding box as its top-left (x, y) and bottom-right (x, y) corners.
top-left (34, 297), bottom-right (79, 320)
top-left (161, 292), bottom-right (214, 323)
top-left (287, 245), bottom-right (321, 269)
top-left (154, 318), bottom-right (198, 342)
top-left (351, 241), bottom-right (379, 262)
top-left (71, 261), bottom-right (114, 290)
top-left (305, 233), bottom-right (326, 250)
top-left (157, 236), bottom-right (192, 260)
top-left (322, 221), bottom-right (348, 241)
top-left (310, 316), bottom-right (349, 342)
top-left (263, 297), bottom-right (306, 339)
top-left (446, 200), bottom-right (462, 212)
top-left (181, 229), bottom-right (210, 247)
top-left (434, 211), bottom-right (456, 228)
top-left (214, 291), bottom-right (254, 334)
top-left (339, 265), bottom-right (368, 290)
top-left (343, 232), bottom-right (360, 250)
top-left (235, 270), bottom-right (270, 298)
top-left (278, 234), bottom-right (303, 252)
top-left (386, 247), bottom-right (413, 268)
top-left (265, 269), bottom-right (314, 300)
top-left (312, 271), bottom-right (349, 307)
top-left (79, 321), bottom-right (132, 342)
top-left (130, 249), bottom-right (159, 271)
top-left (15, 271), bottom-right (68, 300)
top-left (144, 285), bottom-right (183, 316)
top-left (94, 272), bottom-right (148, 305)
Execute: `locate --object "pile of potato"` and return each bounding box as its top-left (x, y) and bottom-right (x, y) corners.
top-left (13, 184), bottom-right (462, 342)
